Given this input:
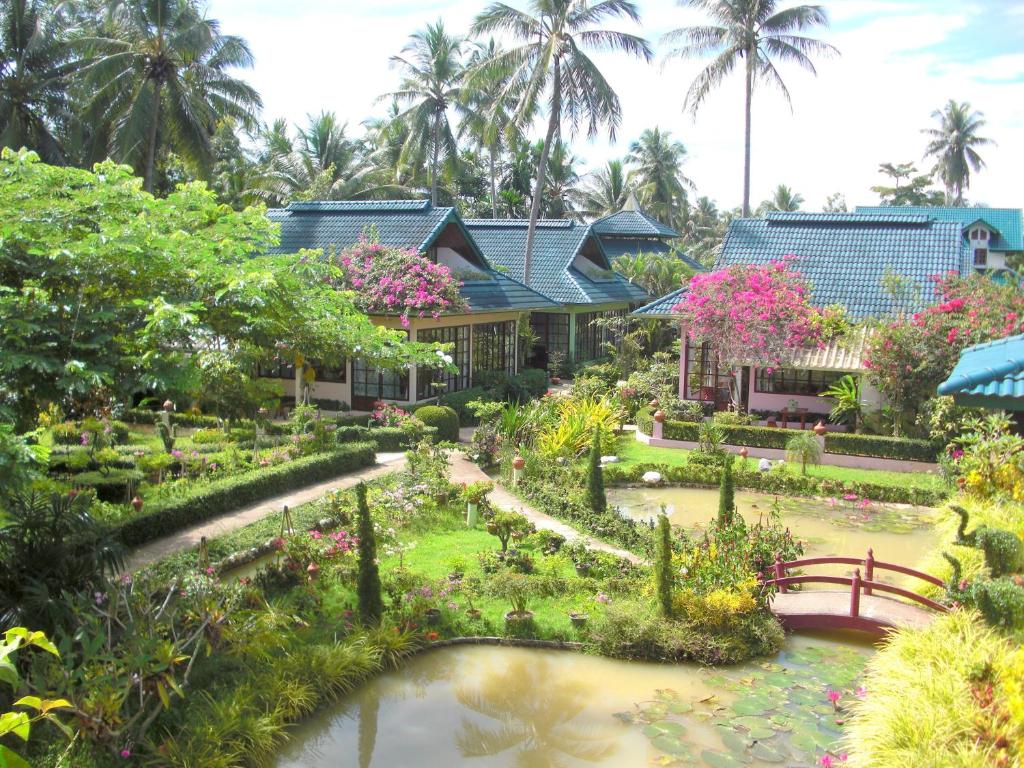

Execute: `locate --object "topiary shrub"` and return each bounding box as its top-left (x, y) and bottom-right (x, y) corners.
top-left (972, 578), bottom-right (1024, 630)
top-left (587, 428), bottom-right (607, 514)
top-left (717, 459), bottom-right (735, 525)
top-left (975, 528), bottom-right (1023, 578)
top-left (413, 405), bottom-right (460, 443)
top-left (355, 482), bottom-right (383, 625)
top-left (656, 514), bottom-right (674, 618)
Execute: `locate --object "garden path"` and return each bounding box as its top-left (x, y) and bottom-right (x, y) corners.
top-left (447, 451), bottom-right (643, 564)
top-left (125, 452), bottom-right (407, 572)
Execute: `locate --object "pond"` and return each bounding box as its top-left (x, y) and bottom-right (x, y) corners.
top-left (275, 634), bottom-right (872, 767)
top-left (608, 486), bottom-right (942, 583)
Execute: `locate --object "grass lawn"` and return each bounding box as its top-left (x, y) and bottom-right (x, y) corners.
top-left (617, 436), bottom-right (949, 495)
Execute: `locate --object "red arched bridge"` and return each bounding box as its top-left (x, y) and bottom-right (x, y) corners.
top-left (762, 549), bottom-right (949, 636)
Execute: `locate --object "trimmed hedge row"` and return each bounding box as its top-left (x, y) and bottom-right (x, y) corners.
top-left (603, 461), bottom-right (947, 507)
top-left (824, 432), bottom-right (938, 463)
top-left (661, 420), bottom-right (794, 450)
top-left (115, 443), bottom-right (377, 547)
top-left (334, 425), bottom-right (437, 451)
top-left (413, 405), bottom-right (460, 442)
top-left (123, 408), bottom-right (221, 428)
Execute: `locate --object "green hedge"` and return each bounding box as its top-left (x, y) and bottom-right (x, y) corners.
top-left (335, 413), bottom-right (371, 428)
top-left (123, 408), bottom-right (221, 428)
top-left (661, 420), bottom-right (792, 450)
top-left (334, 425), bottom-right (436, 451)
top-left (603, 462), bottom-right (946, 507)
top-left (824, 432), bottom-right (938, 463)
top-left (115, 443), bottom-right (376, 547)
top-left (438, 386), bottom-right (493, 426)
top-left (635, 406), bottom-right (654, 437)
top-left (72, 469), bottom-right (144, 503)
top-left (414, 405), bottom-right (460, 442)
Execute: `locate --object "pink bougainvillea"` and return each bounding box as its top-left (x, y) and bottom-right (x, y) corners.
top-left (330, 236), bottom-right (468, 327)
top-left (672, 257), bottom-right (822, 370)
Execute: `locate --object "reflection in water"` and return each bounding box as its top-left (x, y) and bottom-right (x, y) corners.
top-left (358, 697), bottom-right (377, 768)
top-left (454, 656), bottom-right (615, 766)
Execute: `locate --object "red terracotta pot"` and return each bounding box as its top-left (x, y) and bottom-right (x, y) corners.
top-left (813, 420), bottom-right (827, 436)
top-left (739, 447), bottom-right (749, 459)
top-left (653, 410), bottom-right (666, 424)
top-left (512, 455), bottom-right (526, 470)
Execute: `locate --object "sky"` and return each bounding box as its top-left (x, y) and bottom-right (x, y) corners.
top-left (206, 0), bottom-right (1024, 212)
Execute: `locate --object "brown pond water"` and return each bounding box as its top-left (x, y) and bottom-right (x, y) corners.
top-left (609, 487), bottom-right (942, 586)
top-left (275, 634), bottom-right (873, 768)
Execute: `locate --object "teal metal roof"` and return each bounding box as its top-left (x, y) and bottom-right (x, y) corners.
top-left (465, 219), bottom-right (650, 306)
top-left (599, 237), bottom-right (704, 271)
top-left (593, 209), bottom-right (680, 238)
top-left (632, 286), bottom-right (687, 318)
top-left (855, 206), bottom-right (1024, 251)
top-left (267, 200), bottom-right (555, 313)
top-left (938, 333), bottom-right (1024, 410)
top-left (717, 213), bottom-right (969, 319)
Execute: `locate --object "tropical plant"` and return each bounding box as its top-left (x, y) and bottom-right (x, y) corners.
top-left (487, 509), bottom-right (532, 553)
top-left (381, 20), bottom-right (466, 205)
top-left (534, 396), bottom-right (622, 459)
top-left (923, 100), bottom-right (994, 205)
top-left (756, 183), bottom-right (804, 213)
top-left (537, 139), bottom-right (582, 218)
top-left (626, 127), bottom-right (693, 225)
top-left (717, 457), bottom-right (735, 524)
top-left (586, 427), bottom-right (607, 514)
top-left (0, 0), bottom-right (78, 164)
top-left (870, 161), bottom-right (945, 206)
top-left (577, 159), bottom-right (630, 218)
top-left (655, 512), bottom-right (674, 618)
top-left (0, 424), bottom-right (48, 499)
top-left (613, 250), bottom-right (694, 296)
top-left (355, 482), bottom-right (383, 625)
top-left (820, 374), bottom-right (863, 431)
top-left (665, 0), bottom-right (836, 216)
top-left (470, 0), bottom-right (653, 282)
top-left (785, 430), bottom-right (821, 475)
top-left (82, 0), bottom-right (262, 192)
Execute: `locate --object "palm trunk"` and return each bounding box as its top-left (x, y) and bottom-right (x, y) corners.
top-left (742, 53), bottom-right (753, 217)
top-left (144, 80), bottom-right (163, 194)
top-left (489, 146), bottom-right (498, 219)
top-left (430, 111), bottom-right (442, 206)
top-left (524, 58), bottom-right (561, 285)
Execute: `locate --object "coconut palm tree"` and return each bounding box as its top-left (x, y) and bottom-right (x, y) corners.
top-left (0, 0), bottom-right (79, 164)
top-left (381, 20), bottom-right (466, 206)
top-left (538, 139), bottom-right (581, 219)
top-left (626, 127), bottom-right (693, 225)
top-left (577, 159), bottom-right (629, 218)
top-left (471, 1), bottom-right (652, 283)
top-left (757, 183), bottom-right (804, 213)
top-left (664, 0), bottom-right (836, 216)
top-left (82, 0), bottom-right (262, 193)
top-left (923, 100), bottom-right (993, 205)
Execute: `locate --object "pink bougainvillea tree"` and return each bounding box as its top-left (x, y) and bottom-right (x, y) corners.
top-left (672, 259), bottom-right (823, 394)
top-left (864, 273), bottom-right (1024, 416)
top-left (330, 236), bottom-right (468, 328)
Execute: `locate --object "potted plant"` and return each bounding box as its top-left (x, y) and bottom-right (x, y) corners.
top-left (568, 608), bottom-right (589, 628)
top-left (496, 573), bottom-right (534, 630)
top-left (424, 607), bottom-right (442, 625)
top-left (487, 510), bottom-right (532, 553)
top-left (445, 554), bottom-right (467, 582)
top-left (462, 480), bottom-right (492, 528)
top-left (565, 540), bottom-right (593, 577)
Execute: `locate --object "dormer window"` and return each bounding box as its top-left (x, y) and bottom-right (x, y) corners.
top-left (969, 227), bottom-right (989, 241)
top-left (974, 248), bottom-right (988, 267)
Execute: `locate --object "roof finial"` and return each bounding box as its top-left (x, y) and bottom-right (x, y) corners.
top-left (623, 190), bottom-right (641, 212)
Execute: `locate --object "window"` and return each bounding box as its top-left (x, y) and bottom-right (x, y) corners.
top-left (755, 368), bottom-right (846, 396)
top-left (352, 359), bottom-right (408, 401)
top-left (683, 339), bottom-right (732, 401)
top-left (529, 313), bottom-right (570, 357)
top-left (416, 325), bottom-right (470, 399)
top-left (257, 358), bottom-right (296, 379)
top-left (574, 309), bottom-right (626, 362)
top-left (311, 359), bottom-right (346, 383)
top-left (472, 320), bottom-right (516, 379)
top-left (974, 248), bottom-right (989, 267)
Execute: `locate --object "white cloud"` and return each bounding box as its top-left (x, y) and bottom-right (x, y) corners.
top-left (209, 0), bottom-right (1024, 212)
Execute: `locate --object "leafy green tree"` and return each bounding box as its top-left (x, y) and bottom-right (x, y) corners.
top-left (487, 510), bottom-right (532, 553)
top-left (577, 159), bottom-right (630, 219)
top-left (923, 100), bottom-right (994, 205)
top-left (83, 0), bottom-right (262, 191)
top-left (355, 482), bottom-right (383, 625)
top-left (587, 427), bottom-right (607, 515)
top-left (870, 161), bottom-right (944, 206)
top-left (665, 0), bottom-right (836, 216)
top-left (471, 0), bottom-right (653, 282)
top-left (626, 127), bottom-right (693, 226)
top-left (381, 20), bottom-right (466, 205)
top-left (613, 251), bottom-right (694, 297)
top-left (655, 512), bottom-right (674, 618)
top-left (538, 139), bottom-right (581, 219)
top-left (0, 424), bottom-right (48, 499)
top-left (679, 195), bottom-right (727, 266)
top-left (819, 374), bottom-right (862, 432)
top-left (0, 0), bottom-right (78, 164)
top-left (717, 457), bottom-right (735, 525)
top-left (822, 192), bottom-right (847, 213)
top-left (785, 431), bottom-right (821, 475)
top-left (757, 183), bottom-right (804, 214)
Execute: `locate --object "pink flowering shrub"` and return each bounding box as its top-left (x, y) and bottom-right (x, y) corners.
top-left (864, 273), bottom-right (1024, 414)
top-left (369, 401), bottom-right (415, 428)
top-left (673, 258), bottom-right (822, 372)
top-left (331, 237), bottom-right (468, 328)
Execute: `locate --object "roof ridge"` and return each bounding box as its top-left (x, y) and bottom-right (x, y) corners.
top-left (938, 333), bottom-right (1024, 396)
top-left (465, 218), bottom-right (575, 229)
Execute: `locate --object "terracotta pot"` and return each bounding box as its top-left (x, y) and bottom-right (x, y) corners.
top-left (162, 399), bottom-right (174, 411)
top-left (813, 420), bottom-right (828, 436)
top-left (767, 420), bottom-right (777, 428)
top-left (653, 410), bottom-right (666, 423)
top-left (131, 495), bottom-right (144, 512)
top-left (550, 376), bottom-right (561, 385)
top-left (512, 455), bottom-right (526, 470)
top-left (739, 447), bottom-right (749, 459)
top-left (649, 399), bottom-right (659, 408)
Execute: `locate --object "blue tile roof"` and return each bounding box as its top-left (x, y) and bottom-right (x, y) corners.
top-left (592, 209), bottom-right (680, 238)
top-left (938, 333), bottom-right (1024, 410)
top-left (465, 219), bottom-right (650, 306)
top-left (855, 206), bottom-right (1024, 251)
top-left (267, 200), bottom-right (555, 313)
top-left (632, 286), bottom-right (687, 318)
top-left (716, 213), bottom-right (969, 319)
top-left (599, 237), bottom-right (704, 271)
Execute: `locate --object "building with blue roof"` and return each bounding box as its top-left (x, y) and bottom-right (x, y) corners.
top-left (855, 205), bottom-right (1023, 274)
top-left (938, 333), bottom-right (1024, 410)
top-left (591, 193), bottom-right (704, 272)
top-left (265, 200), bottom-right (558, 410)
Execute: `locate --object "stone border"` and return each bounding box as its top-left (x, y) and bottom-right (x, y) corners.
top-left (425, 636), bottom-right (584, 651)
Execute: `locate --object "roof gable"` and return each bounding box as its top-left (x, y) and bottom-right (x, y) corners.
top-left (593, 209), bottom-right (680, 238)
top-left (717, 214), bottom-right (968, 319)
top-left (854, 206), bottom-right (1024, 251)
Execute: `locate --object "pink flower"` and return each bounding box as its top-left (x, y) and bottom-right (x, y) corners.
top-left (842, 493), bottom-right (858, 502)
top-left (855, 685), bottom-right (867, 697)
top-left (596, 592), bottom-right (611, 604)
top-left (819, 756), bottom-right (833, 768)
top-left (826, 689), bottom-right (840, 704)
top-left (205, 567), bottom-right (215, 576)
top-left (120, 748), bottom-right (132, 759)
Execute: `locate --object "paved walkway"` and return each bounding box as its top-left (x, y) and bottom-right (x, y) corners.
top-left (448, 451), bottom-right (642, 564)
top-left (125, 453), bottom-right (407, 571)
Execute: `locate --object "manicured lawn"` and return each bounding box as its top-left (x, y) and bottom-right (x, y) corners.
top-left (616, 436), bottom-right (949, 495)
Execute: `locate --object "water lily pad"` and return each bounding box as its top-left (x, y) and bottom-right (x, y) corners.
top-left (730, 696), bottom-right (771, 716)
top-left (717, 727), bottom-right (749, 754)
top-left (750, 741), bottom-right (788, 763)
top-left (701, 749), bottom-right (745, 767)
top-left (643, 720), bottom-right (686, 738)
top-left (669, 701), bottom-right (694, 715)
top-left (652, 734), bottom-right (691, 757)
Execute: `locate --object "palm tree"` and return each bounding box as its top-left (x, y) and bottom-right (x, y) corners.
top-left (537, 139), bottom-right (580, 219)
top-left (664, 0), bottom-right (836, 216)
top-left (679, 194), bottom-right (725, 265)
top-left (626, 127), bottom-right (693, 225)
top-left (923, 100), bottom-right (993, 205)
top-left (757, 183), bottom-right (804, 213)
top-left (577, 159), bottom-right (629, 218)
top-left (0, 0), bottom-right (78, 164)
top-left (614, 251), bottom-right (693, 296)
top-left (381, 20), bottom-right (466, 206)
top-left (83, 0), bottom-right (261, 193)
top-left (471, 1), bottom-right (653, 283)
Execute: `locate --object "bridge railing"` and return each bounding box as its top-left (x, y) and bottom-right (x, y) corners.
top-left (762, 548), bottom-right (950, 619)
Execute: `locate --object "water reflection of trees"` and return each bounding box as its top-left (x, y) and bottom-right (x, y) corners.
top-left (454, 656), bottom-right (616, 767)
